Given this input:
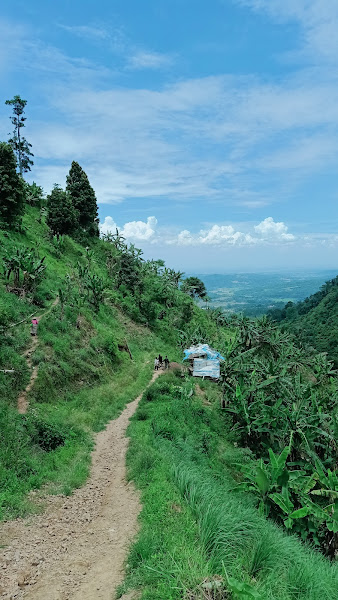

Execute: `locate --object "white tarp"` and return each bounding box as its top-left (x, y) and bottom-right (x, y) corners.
top-left (192, 358), bottom-right (220, 379)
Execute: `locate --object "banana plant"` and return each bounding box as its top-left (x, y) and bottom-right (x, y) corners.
top-left (235, 445), bottom-right (291, 517)
top-left (3, 247), bottom-right (46, 296)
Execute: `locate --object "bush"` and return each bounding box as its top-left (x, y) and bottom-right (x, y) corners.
top-left (24, 414), bottom-right (68, 451)
top-left (144, 380), bottom-right (172, 402)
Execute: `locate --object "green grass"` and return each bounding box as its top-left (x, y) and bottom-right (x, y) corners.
top-left (0, 306), bottom-right (178, 519)
top-left (0, 207), bottom-right (180, 519)
top-left (120, 374), bottom-right (338, 600)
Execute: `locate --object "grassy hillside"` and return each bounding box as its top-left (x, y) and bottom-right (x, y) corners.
top-left (1, 204), bottom-right (337, 598)
top-left (269, 276), bottom-right (338, 365)
top-left (0, 206), bottom-right (203, 518)
top-left (118, 374), bottom-right (338, 599)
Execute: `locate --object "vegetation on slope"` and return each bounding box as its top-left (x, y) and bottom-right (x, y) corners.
top-left (1, 97), bottom-right (337, 597)
top-left (120, 374), bottom-right (338, 599)
top-left (269, 276), bottom-right (338, 366)
top-left (0, 202), bottom-right (222, 519)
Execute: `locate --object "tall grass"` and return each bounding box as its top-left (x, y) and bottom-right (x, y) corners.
top-left (121, 375), bottom-right (338, 600)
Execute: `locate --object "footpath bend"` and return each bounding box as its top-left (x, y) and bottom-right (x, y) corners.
top-left (0, 370), bottom-right (162, 600)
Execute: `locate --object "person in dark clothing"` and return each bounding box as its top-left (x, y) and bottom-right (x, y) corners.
top-left (164, 356), bottom-right (169, 369)
top-left (158, 354), bottom-right (163, 367)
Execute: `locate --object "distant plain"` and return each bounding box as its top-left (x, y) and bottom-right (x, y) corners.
top-left (196, 271), bottom-right (338, 316)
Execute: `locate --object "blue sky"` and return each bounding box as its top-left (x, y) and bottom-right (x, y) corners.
top-left (0, 0), bottom-right (337, 271)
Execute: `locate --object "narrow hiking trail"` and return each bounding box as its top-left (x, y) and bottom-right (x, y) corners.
top-left (1, 370), bottom-right (161, 599)
top-left (17, 297), bottom-right (59, 414)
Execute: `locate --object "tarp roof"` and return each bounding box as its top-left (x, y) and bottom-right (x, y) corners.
top-left (183, 343), bottom-right (224, 361)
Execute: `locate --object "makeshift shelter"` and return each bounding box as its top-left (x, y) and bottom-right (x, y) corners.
top-left (183, 344), bottom-right (224, 380)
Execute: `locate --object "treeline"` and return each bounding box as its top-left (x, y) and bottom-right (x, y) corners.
top-left (269, 276), bottom-right (338, 366)
top-left (0, 96), bottom-right (99, 239)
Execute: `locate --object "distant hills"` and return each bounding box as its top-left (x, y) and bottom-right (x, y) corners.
top-left (269, 275), bottom-right (338, 366)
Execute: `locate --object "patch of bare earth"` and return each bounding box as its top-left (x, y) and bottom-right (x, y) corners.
top-left (1, 371), bottom-right (160, 599)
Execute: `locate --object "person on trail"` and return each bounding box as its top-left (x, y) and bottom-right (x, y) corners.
top-left (158, 354), bottom-right (163, 367)
top-left (31, 318), bottom-right (38, 336)
top-left (164, 356), bottom-right (169, 369)
top-left (154, 357), bottom-right (159, 370)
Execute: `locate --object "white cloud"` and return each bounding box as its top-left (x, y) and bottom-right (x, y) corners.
top-left (127, 51), bottom-right (173, 70)
top-left (98, 215), bottom-right (337, 252)
top-left (237, 0), bottom-right (338, 64)
top-left (100, 216), bottom-right (157, 241)
top-left (27, 68), bottom-right (338, 206)
top-left (3, 12), bottom-right (338, 225)
top-left (254, 217), bottom-right (295, 241)
top-left (100, 216), bottom-right (118, 235)
top-left (122, 216), bottom-right (157, 241)
top-left (169, 217), bottom-right (295, 247)
top-left (199, 225), bottom-right (235, 244)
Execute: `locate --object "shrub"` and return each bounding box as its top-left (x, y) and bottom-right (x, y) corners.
top-left (24, 414), bottom-right (68, 451)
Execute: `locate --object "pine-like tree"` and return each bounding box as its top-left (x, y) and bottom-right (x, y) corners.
top-left (5, 95), bottom-right (34, 176)
top-left (0, 142), bottom-right (26, 227)
top-left (66, 161), bottom-right (99, 237)
top-left (46, 184), bottom-right (76, 237)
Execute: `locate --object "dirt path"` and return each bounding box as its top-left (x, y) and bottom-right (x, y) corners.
top-left (1, 370), bottom-right (160, 599)
top-left (17, 297), bottom-right (59, 414)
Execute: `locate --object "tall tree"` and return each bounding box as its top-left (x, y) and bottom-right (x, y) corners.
top-left (0, 142), bottom-right (26, 227)
top-left (5, 95), bottom-right (34, 176)
top-left (181, 276), bottom-right (208, 300)
top-left (46, 184), bottom-right (76, 237)
top-left (66, 161), bottom-right (99, 237)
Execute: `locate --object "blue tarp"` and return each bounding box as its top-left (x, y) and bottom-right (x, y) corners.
top-left (183, 343), bottom-right (224, 362)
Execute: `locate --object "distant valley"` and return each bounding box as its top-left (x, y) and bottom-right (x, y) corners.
top-left (196, 271), bottom-right (338, 316)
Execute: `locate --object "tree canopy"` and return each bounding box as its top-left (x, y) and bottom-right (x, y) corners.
top-left (46, 184), bottom-right (77, 236)
top-left (5, 95), bottom-right (34, 176)
top-left (0, 142), bottom-right (26, 227)
top-left (66, 161), bottom-right (99, 237)
top-left (181, 276), bottom-right (207, 300)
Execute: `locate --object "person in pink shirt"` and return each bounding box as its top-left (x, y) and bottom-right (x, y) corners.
top-left (31, 318), bottom-right (38, 336)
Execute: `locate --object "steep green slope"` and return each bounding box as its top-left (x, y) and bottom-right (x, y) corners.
top-left (0, 206), bottom-right (205, 518)
top-left (269, 276), bottom-right (338, 365)
top-left (1, 203), bottom-right (337, 599)
top-left (119, 374), bottom-right (338, 600)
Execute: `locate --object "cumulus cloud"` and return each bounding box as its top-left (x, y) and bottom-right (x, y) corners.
top-left (122, 216), bottom-right (158, 241)
top-left (254, 217), bottom-right (295, 241)
top-left (170, 217), bottom-right (295, 247)
top-left (100, 216), bottom-right (157, 241)
top-left (98, 215), bottom-right (338, 251)
top-left (100, 216), bottom-right (118, 235)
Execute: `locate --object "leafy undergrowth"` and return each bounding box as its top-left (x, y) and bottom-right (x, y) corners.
top-left (120, 374), bottom-right (338, 600)
top-left (0, 208), bottom-right (180, 519)
top-left (0, 301), bottom-right (178, 519)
